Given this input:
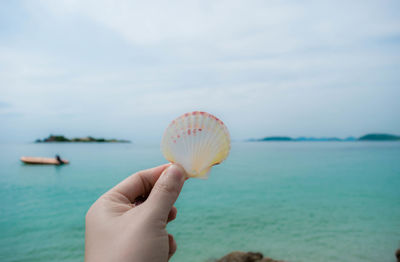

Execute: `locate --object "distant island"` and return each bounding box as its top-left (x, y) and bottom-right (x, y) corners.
top-left (256, 136), bottom-right (293, 141)
top-left (35, 135), bottom-right (130, 143)
top-left (358, 133), bottom-right (400, 141)
top-left (249, 133), bottom-right (400, 142)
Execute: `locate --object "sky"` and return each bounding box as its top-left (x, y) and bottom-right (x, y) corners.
top-left (1, 0), bottom-right (400, 143)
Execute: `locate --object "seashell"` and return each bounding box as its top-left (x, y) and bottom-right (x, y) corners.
top-left (161, 111), bottom-right (230, 178)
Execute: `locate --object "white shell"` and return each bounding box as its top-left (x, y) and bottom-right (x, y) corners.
top-left (161, 111), bottom-right (230, 178)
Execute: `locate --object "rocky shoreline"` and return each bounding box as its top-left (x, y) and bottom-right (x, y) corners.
top-left (213, 251), bottom-right (285, 262)
top-left (212, 249), bottom-right (400, 262)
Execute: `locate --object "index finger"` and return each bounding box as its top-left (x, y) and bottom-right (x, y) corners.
top-left (109, 163), bottom-right (171, 203)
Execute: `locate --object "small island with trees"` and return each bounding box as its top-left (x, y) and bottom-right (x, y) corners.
top-left (249, 133), bottom-right (400, 142)
top-left (358, 133), bottom-right (400, 141)
top-left (35, 135), bottom-right (130, 143)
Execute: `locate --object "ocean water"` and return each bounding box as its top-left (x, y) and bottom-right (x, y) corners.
top-left (0, 142), bottom-right (399, 262)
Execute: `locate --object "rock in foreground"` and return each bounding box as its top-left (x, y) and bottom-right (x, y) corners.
top-left (216, 251), bottom-right (285, 262)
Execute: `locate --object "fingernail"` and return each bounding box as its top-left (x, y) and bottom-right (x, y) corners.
top-left (163, 164), bottom-right (186, 183)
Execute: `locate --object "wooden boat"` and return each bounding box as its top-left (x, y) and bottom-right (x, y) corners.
top-left (20, 156), bottom-right (69, 165)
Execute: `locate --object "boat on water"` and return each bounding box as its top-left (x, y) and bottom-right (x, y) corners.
top-left (20, 156), bottom-right (69, 165)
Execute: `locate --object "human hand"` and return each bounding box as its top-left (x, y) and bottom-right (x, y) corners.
top-left (85, 164), bottom-right (186, 262)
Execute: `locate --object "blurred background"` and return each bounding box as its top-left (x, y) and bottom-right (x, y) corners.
top-left (0, 1), bottom-right (399, 262)
top-left (1, 0), bottom-right (399, 142)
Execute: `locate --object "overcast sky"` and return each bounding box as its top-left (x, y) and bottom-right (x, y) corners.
top-left (1, 0), bottom-right (399, 142)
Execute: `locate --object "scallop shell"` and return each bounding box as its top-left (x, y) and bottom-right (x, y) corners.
top-left (161, 111), bottom-right (230, 178)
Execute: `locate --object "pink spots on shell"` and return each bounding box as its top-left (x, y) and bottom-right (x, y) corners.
top-left (168, 112), bottom-right (226, 141)
top-left (173, 140), bottom-right (176, 143)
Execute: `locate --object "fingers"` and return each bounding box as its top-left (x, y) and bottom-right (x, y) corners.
top-left (168, 234), bottom-right (177, 260)
top-left (167, 206), bottom-right (177, 223)
top-left (110, 164), bottom-right (170, 203)
top-left (147, 164), bottom-right (186, 221)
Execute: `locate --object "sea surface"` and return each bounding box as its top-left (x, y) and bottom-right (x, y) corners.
top-left (0, 142), bottom-right (399, 262)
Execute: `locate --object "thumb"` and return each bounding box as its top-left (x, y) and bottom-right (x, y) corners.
top-left (147, 164), bottom-right (186, 221)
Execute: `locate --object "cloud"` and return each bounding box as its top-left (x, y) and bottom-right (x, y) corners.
top-left (0, 101), bottom-right (10, 107)
top-left (35, 0), bottom-right (400, 49)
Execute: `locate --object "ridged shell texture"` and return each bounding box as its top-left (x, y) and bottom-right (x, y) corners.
top-left (161, 111), bottom-right (230, 178)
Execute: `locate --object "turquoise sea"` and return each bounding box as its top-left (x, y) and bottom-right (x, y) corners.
top-left (0, 142), bottom-right (399, 262)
